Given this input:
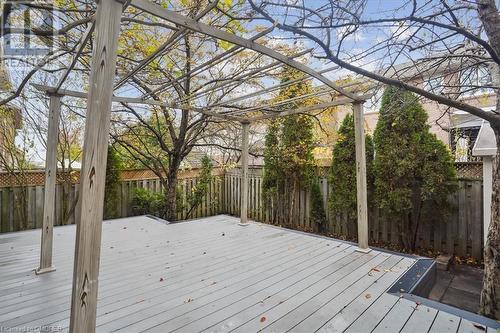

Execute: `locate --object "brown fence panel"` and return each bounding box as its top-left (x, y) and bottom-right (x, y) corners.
top-left (0, 166), bottom-right (485, 260)
top-left (222, 170), bottom-right (484, 260)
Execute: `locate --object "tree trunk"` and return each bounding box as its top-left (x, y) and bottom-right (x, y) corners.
top-left (477, 1), bottom-right (500, 316)
top-left (480, 125), bottom-right (500, 319)
top-left (165, 171), bottom-right (178, 221)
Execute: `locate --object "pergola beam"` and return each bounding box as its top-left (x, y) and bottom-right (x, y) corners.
top-left (222, 86), bottom-right (344, 116)
top-left (130, 0), bottom-right (361, 101)
top-left (31, 83), bottom-right (245, 122)
top-left (248, 95), bottom-right (371, 122)
top-left (211, 65), bottom-right (340, 108)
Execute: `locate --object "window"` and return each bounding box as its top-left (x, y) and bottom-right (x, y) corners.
top-left (460, 65), bottom-right (493, 96)
top-left (424, 76), bottom-right (443, 94)
top-left (450, 126), bottom-right (481, 162)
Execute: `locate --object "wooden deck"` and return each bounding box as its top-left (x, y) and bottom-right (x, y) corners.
top-left (0, 215), bottom-right (496, 332)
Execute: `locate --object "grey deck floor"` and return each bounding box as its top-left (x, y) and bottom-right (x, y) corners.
top-left (0, 215), bottom-right (495, 332)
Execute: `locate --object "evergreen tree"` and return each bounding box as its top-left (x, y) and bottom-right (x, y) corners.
top-left (262, 67), bottom-right (316, 226)
top-left (262, 120), bottom-right (281, 200)
top-left (373, 87), bottom-right (456, 250)
top-left (184, 155), bottom-right (214, 219)
top-left (329, 114), bottom-right (374, 225)
top-left (104, 145), bottom-right (122, 219)
top-left (310, 179), bottom-right (327, 232)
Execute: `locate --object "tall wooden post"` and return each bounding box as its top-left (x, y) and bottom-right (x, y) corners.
top-left (239, 121), bottom-right (250, 226)
top-left (36, 94), bottom-right (61, 275)
top-left (68, 0), bottom-right (123, 332)
top-left (353, 102), bottom-right (370, 252)
top-left (483, 156), bottom-right (493, 245)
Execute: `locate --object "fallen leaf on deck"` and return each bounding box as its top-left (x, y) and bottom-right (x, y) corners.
top-left (260, 317), bottom-right (266, 323)
top-left (371, 267), bottom-right (380, 272)
top-left (365, 293), bottom-right (372, 299)
top-left (472, 324), bottom-right (485, 331)
top-left (185, 298), bottom-right (193, 303)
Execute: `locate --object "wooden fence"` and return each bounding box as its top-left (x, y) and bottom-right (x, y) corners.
top-left (223, 168), bottom-right (484, 260)
top-left (0, 176), bottom-right (224, 234)
top-left (0, 167), bottom-right (484, 260)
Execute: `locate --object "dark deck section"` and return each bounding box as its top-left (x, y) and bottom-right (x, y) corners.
top-left (0, 215), bottom-right (495, 332)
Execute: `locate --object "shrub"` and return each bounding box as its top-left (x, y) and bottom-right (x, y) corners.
top-left (184, 155), bottom-right (214, 218)
top-left (104, 145), bottom-right (122, 219)
top-left (310, 179), bottom-right (327, 231)
top-left (131, 188), bottom-right (166, 217)
top-left (329, 114), bottom-right (374, 222)
top-left (373, 87), bottom-right (457, 250)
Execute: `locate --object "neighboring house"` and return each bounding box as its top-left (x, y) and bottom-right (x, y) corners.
top-left (330, 57), bottom-right (496, 162)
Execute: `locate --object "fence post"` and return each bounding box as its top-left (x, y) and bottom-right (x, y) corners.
top-left (353, 102), bottom-right (370, 252)
top-left (36, 94), bottom-right (61, 275)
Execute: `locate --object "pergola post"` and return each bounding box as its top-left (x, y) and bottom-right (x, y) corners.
top-left (483, 156), bottom-right (493, 245)
top-left (353, 102), bottom-right (370, 252)
top-left (239, 121), bottom-right (250, 226)
top-left (36, 94), bottom-right (61, 275)
top-left (68, 0), bottom-right (123, 332)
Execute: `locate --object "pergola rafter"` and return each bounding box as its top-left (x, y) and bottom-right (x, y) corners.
top-left (145, 25), bottom-right (276, 97)
top-left (131, 0), bottom-right (360, 101)
top-left (30, 1), bottom-right (373, 331)
top-left (114, 1), bottom-right (219, 90)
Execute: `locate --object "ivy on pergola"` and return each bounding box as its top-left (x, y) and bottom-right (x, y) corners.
top-left (31, 1), bottom-right (373, 331)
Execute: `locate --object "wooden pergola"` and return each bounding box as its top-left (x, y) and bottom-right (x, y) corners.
top-left (31, 0), bottom-right (373, 331)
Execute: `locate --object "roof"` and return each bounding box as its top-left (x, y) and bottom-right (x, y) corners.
top-left (472, 121), bottom-right (497, 156)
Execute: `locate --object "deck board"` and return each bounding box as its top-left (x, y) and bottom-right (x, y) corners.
top-left (0, 215), bottom-right (496, 333)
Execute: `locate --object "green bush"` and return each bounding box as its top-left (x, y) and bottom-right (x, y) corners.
top-left (310, 179), bottom-right (327, 231)
top-left (131, 188), bottom-right (166, 217)
top-left (373, 87), bottom-right (457, 250)
top-left (184, 155), bottom-right (214, 219)
top-left (104, 145), bottom-right (122, 219)
top-left (329, 114), bottom-right (374, 221)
